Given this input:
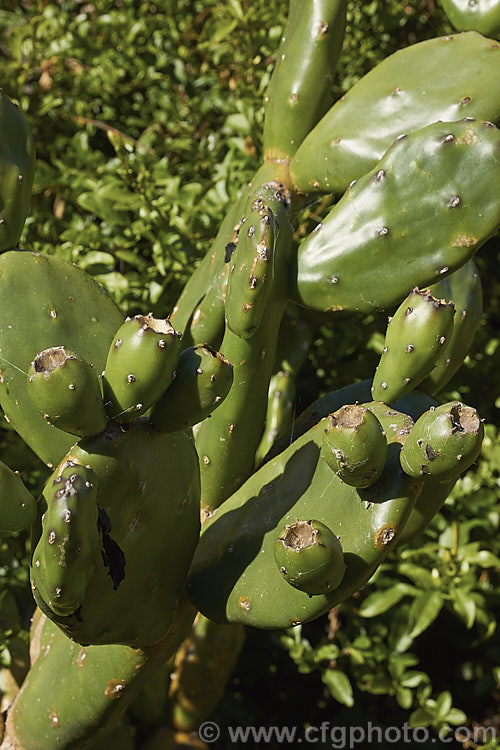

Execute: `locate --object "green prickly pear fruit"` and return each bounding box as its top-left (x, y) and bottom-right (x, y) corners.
top-left (225, 187), bottom-right (283, 339)
top-left (292, 119), bottom-right (500, 314)
top-left (0, 459), bottom-right (37, 533)
top-left (27, 346), bottom-right (107, 438)
top-left (441, 0), bottom-right (500, 38)
top-left (31, 461), bottom-right (101, 618)
top-left (322, 404), bottom-right (387, 488)
top-left (274, 519), bottom-right (346, 596)
top-left (289, 32), bottom-right (500, 195)
top-left (362, 401), bottom-right (415, 445)
top-left (399, 402), bottom-right (484, 481)
top-left (0, 250), bottom-right (123, 467)
top-left (151, 345), bottom-right (233, 433)
top-left (30, 421), bottom-right (200, 648)
top-left (372, 288), bottom-right (455, 404)
top-left (188, 415), bottom-right (420, 629)
top-left (0, 91), bottom-right (36, 252)
top-left (103, 314), bottom-right (181, 422)
top-left (422, 260), bottom-right (483, 395)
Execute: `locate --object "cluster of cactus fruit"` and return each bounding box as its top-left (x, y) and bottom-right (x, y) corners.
top-left (0, 1), bottom-right (499, 747)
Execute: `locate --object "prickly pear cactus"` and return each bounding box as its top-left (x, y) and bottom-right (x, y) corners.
top-left (1, 4), bottom-right (500, 748)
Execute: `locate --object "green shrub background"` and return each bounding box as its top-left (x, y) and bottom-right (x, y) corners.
top-left (1, 1), bottom-right (500, 746)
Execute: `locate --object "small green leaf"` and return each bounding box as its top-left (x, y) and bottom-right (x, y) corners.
top-left (358, 583), bottom-right (414, 617)
top-left (395, 686), bottom-right (413, 710)
top-left (434, 690), bottom-right (452, 720)
top-left (313, 644), bottom-right (340, 664)
top-left (409, 707), bottom-right (434, 728)
top-left (322, 670), bottom-right (354, 707)
top-left (451, 588), bottom-right (476, 629)
top-left (409, 591), bottom-right (443, 639)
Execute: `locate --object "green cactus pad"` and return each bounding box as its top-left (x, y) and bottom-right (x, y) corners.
top-left (255, 370), bottom-right (295, 466)
top-left (399, 401), bottom-right (484, 481)
top-left (0, 91), bottom-right (36, 251)
top-left (441, 0), bottom-right (500, 37)
top-left (263, 0), bottom-right (348, 160)
top-left (27, 346), bottom-right (107, 437)
top-left (422, 260), bottom-right (483, 395)
top-left (169, 614), bottom-right (245, 733)
top-left (103, 314), bottom-right (181, 422)
top-left (151, 345), bottom-right (233, 433)
top-left (372, 288), bottom-right (455, 404)
top-left (3, 602), bottom-right (195, 750)
top-left (292, 119), bottom-right (500, 314)
top-left (170, 161), bottom-right (290, 344)
top-left (274, 519), bottom-right (346, 596)
top-left (31, 421), bottom-right (200, 647)
top-left (397, 477), bottom-right (457, 545)
top-left (289, 32), bottom-right (500, 194)
top-left (322, 404), bottom-right (387, 488)
top-left (0, 251), bottom-right (123, 466)
top-left (188, 416), bottom-right (421, 628)
top-left (0, 459), bottom-right (37, 533)
top-left (195, 185), bottom-right (293, 512)
top-left (31, 461), bottom-right (101, 617)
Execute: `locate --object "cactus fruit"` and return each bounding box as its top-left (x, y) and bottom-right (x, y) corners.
top-left (194, 182), bottom-right (293, 512)
top-left (31, 461), bottom-right (101, 617)
top-left (263, 0), bottom-right (348, 160)
top-left (399, 402), bottom-right (484, 481)
top-left (31, 421), bottom-right (200, 648)
top-left (289, 31), bottom-right (500, 195)
top-left (103, 314), bottom-right (181, 423)
top-left (441, 0), bottom-right (500, 37)
top-left (371, 288), bottom-right (455, 404)
top-left (225, 191), bottom-right (281, 339)
top-left (0, 250), bottom-right (123, 466)
top-left (322, 405), bottom-right (387, 488)
top-left (0, 459), bottom-right (37, 533)
top-left (0, 91), bottom-right (36, 252)
top-left (151, 345), bottom-right (234, 433)
top-left (274, 519), bottom-right (346, 596)
top-left (27, 347), bottom-right (107, 437)
top-left (293, 119), bottom-right (500, 314)
top-left (421, 260), bottom-right (483, 395)
top-left (188, 412), bottom-right (421, 629)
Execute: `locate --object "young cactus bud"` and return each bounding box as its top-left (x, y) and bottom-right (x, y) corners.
top-left (31, 461), bottom-right (101, 617)
top-left (0, 460), bottom-right (37, 533)
top-left (103, 314), bottom-right (181, 422)
top-left (27, 346), bottom-right (107, 437)
top-left (372, 288), bottom-right (455, 404)
top-left (421, 260), bottom-right (483, 395)
top-left (322, 404), bottom-right (387, 488)
top-left (399, 401), bottom-right (484, 481)
top-left (274, 519), bottom-right (346, 596)
top-left (225, 184), bottom-right (289, 339)
top-left (151, 345), bottom-right (233, 432)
